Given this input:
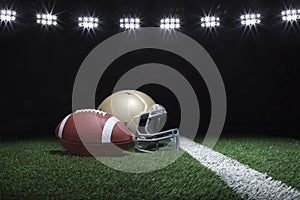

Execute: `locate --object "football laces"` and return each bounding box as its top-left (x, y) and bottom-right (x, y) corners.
top-left (75, 109), bottom-right (107, 116)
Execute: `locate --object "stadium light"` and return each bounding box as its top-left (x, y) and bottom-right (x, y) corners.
top-left (160, 17), bottom-right (180, 30)
top-left (36, 13), bottom-right (57, 26)
top-left (120, 18), bottom-right (140, 30)
top-left (241, 13), bottom-right (261, 26)
top-left (0, 9), bottom-right (16, 22)
top-left (201, 16), bottom-right (220, 28)
top-left (281, 9), bottom-right (300, 22)
top-left (78, 17), bottom-right (99, 29)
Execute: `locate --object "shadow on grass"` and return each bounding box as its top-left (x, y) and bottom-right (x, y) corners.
top-left (49, 150), bottom-right (72, 156)
top-left (48, 150), bottom-right (130, 158)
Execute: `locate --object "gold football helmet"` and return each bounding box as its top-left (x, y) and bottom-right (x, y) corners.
top-left (98, 90), bottom-right (179, 152)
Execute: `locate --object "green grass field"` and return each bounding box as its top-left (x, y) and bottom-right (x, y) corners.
top-left (0, 135), bottom-right (299, 199)
top-left (212, 136), bottom-right (300, 190)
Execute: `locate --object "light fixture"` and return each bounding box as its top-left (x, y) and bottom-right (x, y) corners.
top-left (281, 9), bottom-right (300, 22)
top-left (160, 17), bottom-right (180, 30)
top-left (0, 9), bottom-right (16, 22)
top-left (120, 17), bottom-right (140, 29)
top-left (36, 13), bottom-right (57, 26)
top-left (78, 17), bottom-right (99, 28)
top-left (201, 16), bottom-right (220, 28)
top-left (241, 13), bottom-right (261, 26)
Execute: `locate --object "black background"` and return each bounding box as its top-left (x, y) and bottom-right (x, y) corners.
top-left (0, 0), bottom-right (299, 139)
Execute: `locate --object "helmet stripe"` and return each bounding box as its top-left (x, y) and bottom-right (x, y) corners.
top-left (102, 117), bottom-right (120, 143)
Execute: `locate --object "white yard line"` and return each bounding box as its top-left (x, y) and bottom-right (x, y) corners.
top-left (180, 137), bottom-right (300, 200)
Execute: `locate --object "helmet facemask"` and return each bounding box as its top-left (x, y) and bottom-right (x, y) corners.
top-left (139, 104), bottom-right (167, 134)
top-left (135, 104), bottom-right (179, 152)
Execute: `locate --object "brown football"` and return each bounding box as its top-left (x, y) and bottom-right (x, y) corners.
top-left (55, 109), bottom-right (133, 156)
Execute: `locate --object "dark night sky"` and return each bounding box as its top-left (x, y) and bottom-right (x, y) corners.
top-left (0, 0), bottom-right (300, 139)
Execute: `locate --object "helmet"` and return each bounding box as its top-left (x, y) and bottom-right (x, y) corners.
top-left (98, 90), bottom-right (179, 152)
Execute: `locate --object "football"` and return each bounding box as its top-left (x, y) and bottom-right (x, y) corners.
top-left (55, 109), bottom-right (133, 156)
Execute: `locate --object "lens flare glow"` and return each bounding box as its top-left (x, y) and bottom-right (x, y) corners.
top-left (241, 13), bottom-right (261, 26)
top-left (36, 13), bottom-right (57, 26)
top-left (120, 17), bottom-right (140, 29)
top-left (281, 9), bottom-right (300, 22)
top-left (0, 9), bottom-right (16, 22)
top-left (201, 16), bottom-right (220, 28)
top-left (160, 17), bottom-right (180, 30)
top-left (78, 16), bottom-right (99, 28)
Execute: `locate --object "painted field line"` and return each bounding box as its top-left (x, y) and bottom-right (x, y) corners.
top-left (180, 137), bottom-right (300, 200)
